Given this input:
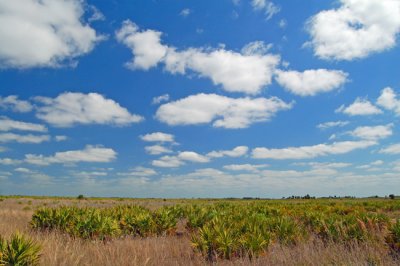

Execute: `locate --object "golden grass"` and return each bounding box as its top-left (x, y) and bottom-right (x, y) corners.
top-left (1, 197), bottom-right (399, 265)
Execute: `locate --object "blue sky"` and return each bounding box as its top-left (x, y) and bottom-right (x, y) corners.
top-left (0, 0), bottom-right (400, 198)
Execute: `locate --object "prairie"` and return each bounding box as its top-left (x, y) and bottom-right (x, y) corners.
top-left (1, 196), bottom-right (399, 265)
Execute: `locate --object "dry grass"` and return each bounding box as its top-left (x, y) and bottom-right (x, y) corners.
top-left (1, 197), bottom-right (399, 265)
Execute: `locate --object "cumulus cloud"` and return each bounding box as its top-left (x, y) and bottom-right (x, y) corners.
top-left (377, 87), bottom-right (400, 115)
top-left (116, 21), bottom-right (280, 94)
top-left (306, 0), bottom-right (400, 60)
top-left (152, 94), bottom-right (170, 105)
top-left (156, 93), bottom-right (292, 129)
top-left (25, 145), bottom-right (117, 165)
top-left (0, 133), bottom-right (50, 144)
top-left (295, 162), bottom-right (352, 169)
top-left (317, 120), bottom-right (349, 130)
top-left (152, 155), bottom-right (184, 168)
top-left (151, 151), bottom-right (210, 167)
top-left (252, 140), bottom-right (377, 160)
top-left (0, 0), bottom-right (103, 68)
top-left (145, 145), bottom-right (173, 155)
top-left (178, 151), bottom-right (210, 163)
top-left (380, 143), bottom-right (400, 154)
top-left (251, 0), bottom-right (280, 20)
top-left (349, 124), bottom-right (393, 140)
top-left (34, 92), bottom-right (143, 127)
top-left (0, 158), bottom-right (21, 165)
top-left (14, 167), bottom-right (33, 173)
top-left (117, 167), bottom-right (157, 177)
top-left (140, 132), bottom-right (174, 142)
top-left (115, 20), bottom-right (167, 70)
top-left (336, 98), bottom-right (382, 116)
top-left (55, 135), bottom-right (68, 142)
top-left (223, 164), bottom-right (269, 172)
top-left (0, 117), bottom-right (47, 132)
top-left (275, 69), bottom-right (348, 96)
top-left (0, 96), bottom-right (33, 112)
top-left (207, 146), bottom-right (249, 158)
top-left (180, 8), bottom-right (191, 17)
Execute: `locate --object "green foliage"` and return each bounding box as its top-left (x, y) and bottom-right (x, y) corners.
top-left (31, 205), bottom-right (182, 241)
top-left (29, 199), bottom-right (399, 261)
top-left (386, 219), bottom-right (400, 252)
top-left (0, 232), bottom-right (41, 266)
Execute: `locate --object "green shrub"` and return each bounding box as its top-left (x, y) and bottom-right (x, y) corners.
top-left (0, 232), bottom-right (41, 266)
top-left (386, 219), bottom-right (400, 252)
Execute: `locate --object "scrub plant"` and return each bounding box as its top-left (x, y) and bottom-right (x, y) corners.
top-left (0, 232), bottom-right (41, 266)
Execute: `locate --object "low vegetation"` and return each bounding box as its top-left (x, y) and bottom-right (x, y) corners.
top-left (0, 232), bottom-right (41, 266)
top-left (29, 199), bottom-right (400, 262)
top-left (1, 196), bottom-right (399, 265)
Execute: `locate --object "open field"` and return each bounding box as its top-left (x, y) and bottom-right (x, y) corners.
top-left (1, 196), bottom-right (400, 265)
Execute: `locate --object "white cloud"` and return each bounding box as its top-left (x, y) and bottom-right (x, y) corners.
top-left (152, 94), bottom-right (170, 105)
top-left (317, 120), bottom-right (349, 130)
top-left (25, 145), bottom-right (117, 165)
top-left (140, 132), bottom-right (174, 142)
top-left (165, 45), bottom-right (280, 94)
top-left (180, 8), bottom-right (191, 17)
top-left (152, 155), bottom-right (184, 168)
top-left (151, 151), bottom-right (209, 167)
top-left (156, 93), bottom-right (292, 129)
top-left (275, 69), bottom-right (348, 96)
top-left (336, 98), bottom-right (382, 116)
top-left (35, 92), bottom-right (143, 127)
top-left (241, 41), bottom-right (273, 55)
top-left (0, 158), bottom-right (21, 165)
top-left (295, 162), bottom-right (352, 169)
top-left (115, 20), bottom-right (168, 70)
top-left (88, 5), bottom-right (105, 22)
top-left (306, 0), bottom-right (400, 60)
top-left (380, 143), bottom-right (400, 154)
top-left (377, 87), bottom-right (400, 115)
top-left (349, 124), bottom-right (393, 140)
top-left (178, 151), bottom-right (209, 163)
top-left (223, 164), bottom-right (269, 172)
top-left (55, 135), bottom-right (68, 142)
top-left (118, 167), bottom-right (157, 177)
top-left (116, 21), bottom-right (281, 94)
top-left (207, 146), bottom-right (249, 158)
top-left (14, 167), bottom-right (33, 173)
top-left (0, 0), bottom-right (102, 68)
top-left (252, 140), bottom-right (377, 160)
top-left (279, 19), bottom-right (287, 29)
top-left (0, 117), bottom-right (47, 132)
top-left (145, 145), bottom-right (172, 155)
top-left (251, 0), bottom-right (280, 20)
top-left (0, 96), bottom-right (33, 112)
top-left (0, 133), bottom-right (50, 144)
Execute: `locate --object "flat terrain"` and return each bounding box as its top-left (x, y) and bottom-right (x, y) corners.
top-left (1, 196), bottom-right (399, 265)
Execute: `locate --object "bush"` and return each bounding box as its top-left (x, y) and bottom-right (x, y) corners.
top-left (77, 195), bottom-right (85, 200)
top-left (386, 219), bottom-right (400, 253)
top-left (0, 232), bottom-right (41, 266)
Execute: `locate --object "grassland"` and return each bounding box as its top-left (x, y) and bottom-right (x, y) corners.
top-left (0, 196), bottom-right (399, 265)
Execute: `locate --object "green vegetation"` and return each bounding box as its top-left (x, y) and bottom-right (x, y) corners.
top-left (386, 219), bottom-right (400, 253)
top-left (31, 205), bottom-right (180, 240)
top-left (29, 199), bottom-right (400, 260)
top-left (0, 232), bottom-right (41, 266)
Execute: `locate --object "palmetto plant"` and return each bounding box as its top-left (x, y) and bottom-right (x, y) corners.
top-left (386, 219), bottom-right (400, 252)
top-left (0, 232), bottom-right (41, 266)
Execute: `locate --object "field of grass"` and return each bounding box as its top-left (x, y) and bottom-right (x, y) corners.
top-left (1, 196), bottom-right (400, 265)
